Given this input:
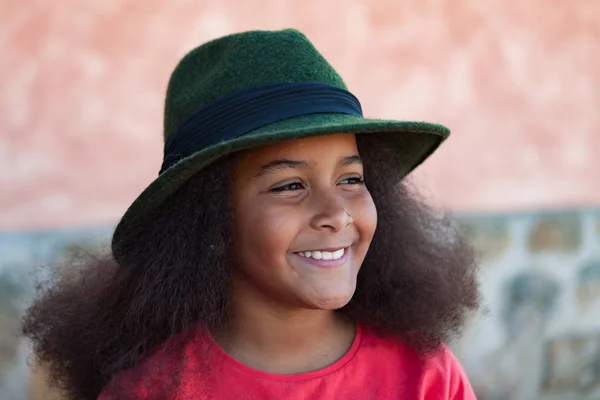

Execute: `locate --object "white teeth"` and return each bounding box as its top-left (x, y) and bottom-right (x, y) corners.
top-left (332, 249), bottom-right (344, 259)
top-left (298, 248), bottom-right (345, 261)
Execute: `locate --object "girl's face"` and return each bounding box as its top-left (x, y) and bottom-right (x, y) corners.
top-left (231, 133), bottom-right (377, 311)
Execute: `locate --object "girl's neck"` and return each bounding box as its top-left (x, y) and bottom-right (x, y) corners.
top-left (212, 284), bottom-right (356, 374)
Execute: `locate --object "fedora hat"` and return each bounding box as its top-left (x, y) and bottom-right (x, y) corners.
top-left (111, 28), bottom-right (449, 253)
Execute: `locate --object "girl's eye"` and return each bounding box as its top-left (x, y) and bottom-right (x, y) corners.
top-left (339, 176), bottom-right (365, 186)
top-left (270, 182), bottom-right (305, 192)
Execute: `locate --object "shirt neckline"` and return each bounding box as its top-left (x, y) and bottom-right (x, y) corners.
top-left (208, 324), bottom-right (364, 382)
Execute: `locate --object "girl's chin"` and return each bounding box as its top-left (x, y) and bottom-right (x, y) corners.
top-left (302, 292), bottom-right (355, 311)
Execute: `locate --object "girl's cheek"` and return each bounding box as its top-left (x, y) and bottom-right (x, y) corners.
top-left (353, 192), bottom-right (377, 221)
top-left (247, 207), bottom-right (298, 247)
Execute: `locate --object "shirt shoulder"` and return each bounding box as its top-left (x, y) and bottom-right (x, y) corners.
top-left (97, 327), bottom-right (206, 399)
top-left (357, 328), bottom-right (477, 400)
top-left (419, 344), bottom-right (477, 399)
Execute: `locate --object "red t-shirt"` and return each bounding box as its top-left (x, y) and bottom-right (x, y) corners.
top-left (98, 325), bottom-right (476, 399)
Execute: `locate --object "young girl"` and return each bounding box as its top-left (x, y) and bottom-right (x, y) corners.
top-left (22, 29), bottom-right (480, 399)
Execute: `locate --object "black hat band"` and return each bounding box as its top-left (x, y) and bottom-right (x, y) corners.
top-left (160, 82), bottom-right (363, 174)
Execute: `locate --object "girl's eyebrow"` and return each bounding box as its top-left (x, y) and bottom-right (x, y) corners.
top-left (256, 159), bottom-right (308, 176)
top-left (341, 154), bottom-right (362, 166)
top-left (256, 155), bottom-right (362, 177)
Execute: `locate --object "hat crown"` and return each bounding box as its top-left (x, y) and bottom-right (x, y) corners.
top-left (163, 29), bottom-right (347, 140)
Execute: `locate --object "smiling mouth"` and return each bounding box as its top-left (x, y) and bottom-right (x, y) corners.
top-left (296, 248), bottom-right (346, 261)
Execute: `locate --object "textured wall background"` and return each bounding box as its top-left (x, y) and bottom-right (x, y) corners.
top-left (2, 0), bottom-right (600, 399)
top-left (456, 210), bottom-right (600, 399)
top-left (2, 0), bottom-right (599, 229)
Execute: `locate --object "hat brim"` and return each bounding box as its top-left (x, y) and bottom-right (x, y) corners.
top-left (111, 113), bottom-right (449, 252)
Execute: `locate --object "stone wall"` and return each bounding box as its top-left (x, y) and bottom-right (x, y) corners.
top-left (455, 209), bottom-right (600, 400)
top-left (1, 209), bottom-right (599, 399)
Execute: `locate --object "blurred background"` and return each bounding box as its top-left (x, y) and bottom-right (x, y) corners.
top-left (1, 0), bottom-right (599, 399)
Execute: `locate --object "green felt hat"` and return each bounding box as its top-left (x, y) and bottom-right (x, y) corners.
top-left (111, 28), bottom-right (449, 253)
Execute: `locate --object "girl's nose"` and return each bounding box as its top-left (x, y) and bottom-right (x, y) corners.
top-left (309, 193), bottom-right (353, 233)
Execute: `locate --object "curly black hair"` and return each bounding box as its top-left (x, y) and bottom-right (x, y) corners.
top-left (22, 135), bottom-right (480, 400)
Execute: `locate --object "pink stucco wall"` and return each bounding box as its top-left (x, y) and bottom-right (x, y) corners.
top-left (2, 0), bottom-right (599, 229)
